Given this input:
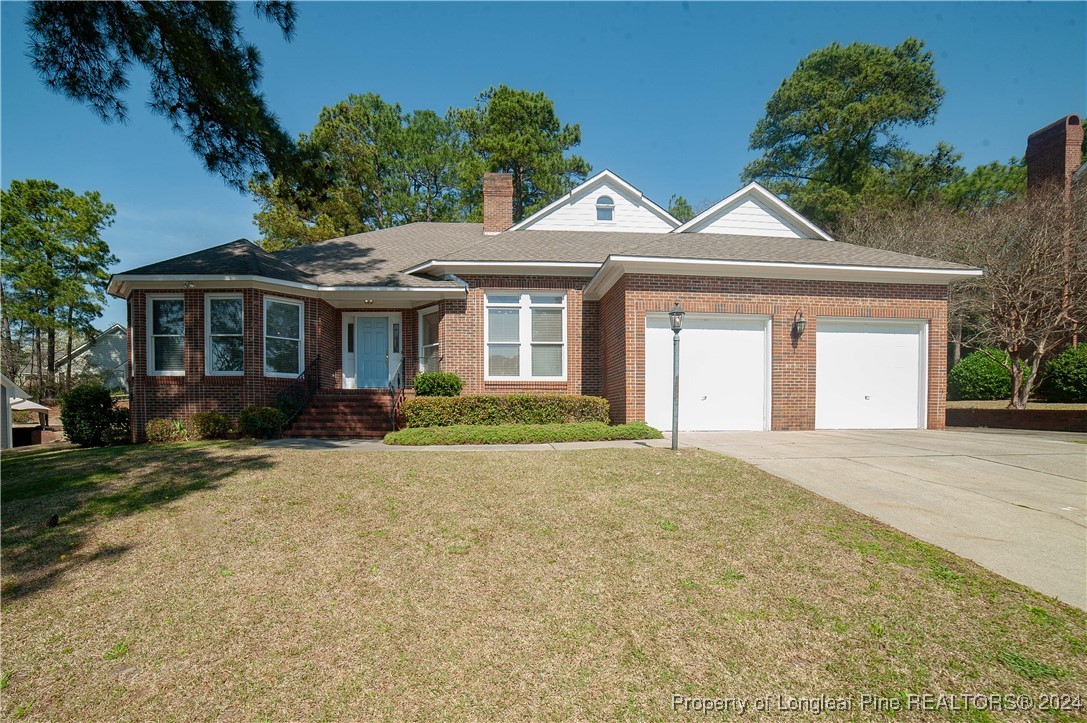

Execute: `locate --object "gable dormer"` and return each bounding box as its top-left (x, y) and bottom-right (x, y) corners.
top-left (511, 170), bottom-right (679, 233)
top-left (673, 182), bottom-right (833, 240)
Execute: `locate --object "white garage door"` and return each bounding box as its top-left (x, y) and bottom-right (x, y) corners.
top-left (816, 319), bottom-right (927, 429)
top-left (645, 314), bottom-right (769, 431)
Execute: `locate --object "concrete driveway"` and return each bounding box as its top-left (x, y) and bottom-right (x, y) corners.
top-left (684, 428), bottom-right (1087, 610)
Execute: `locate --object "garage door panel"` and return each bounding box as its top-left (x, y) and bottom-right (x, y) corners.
top-left (816, 320), bottom-right (925, 430)
top-left (645, 314), bottom-right (769, 431)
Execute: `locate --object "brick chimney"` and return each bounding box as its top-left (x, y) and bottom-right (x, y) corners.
top-left (483, 172), bottom-right (514, 234)
top-left (1025, 114), bottom-right (1083, 196)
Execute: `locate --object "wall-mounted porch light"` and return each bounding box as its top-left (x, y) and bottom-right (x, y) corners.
top-left (792, 309), bottom-right (807, 341)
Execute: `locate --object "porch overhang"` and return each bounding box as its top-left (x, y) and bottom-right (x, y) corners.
top-left (583, 256), bottom-right (983, 300)
top-left (107, 274), bottom-right (467, 308)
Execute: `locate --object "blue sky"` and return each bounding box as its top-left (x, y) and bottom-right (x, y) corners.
top-left (2, 1), bottom-right (1084, 328)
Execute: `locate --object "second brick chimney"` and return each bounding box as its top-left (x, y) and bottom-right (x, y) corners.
top-left (1025, 114), bottom-right (1083, 195)
top-left (483, 172), bottom-right (515, 234)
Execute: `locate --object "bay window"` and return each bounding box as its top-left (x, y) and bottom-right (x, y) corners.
top-left (264, 297), bottom-right (304, 377)
top-left (148, 296), bottom-right (185, 375)
top-left (205, 295), bottom-right (244, 375)
top-left (485, 291), bottom-right (566, 380)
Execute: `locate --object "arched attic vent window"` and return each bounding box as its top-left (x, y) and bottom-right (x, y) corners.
top-left (596, 195), bottom-right (615, 221)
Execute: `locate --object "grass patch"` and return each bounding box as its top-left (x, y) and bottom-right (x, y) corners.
top-left (2, 443), bottom-right (1085, 719)
top-left (383, 420), bottom-right (661, 446)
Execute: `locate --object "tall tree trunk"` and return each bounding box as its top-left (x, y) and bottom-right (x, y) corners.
top-left (951, 317), bottom-right (962, 367)
top-left (46, 307), bottom-right (56, 401)
top-left (65, 306), bottom-right (74, 390)
top-left (34, 326), bottom-right (43, 399)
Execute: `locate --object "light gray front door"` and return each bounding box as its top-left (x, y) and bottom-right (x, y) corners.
top-left (356, 317), bottom-right (389, 388)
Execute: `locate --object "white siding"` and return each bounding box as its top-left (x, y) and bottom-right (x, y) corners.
top-left (523, 180), bottom-right (675, 233)
top-left (686, 196), bottom-right (805, 237)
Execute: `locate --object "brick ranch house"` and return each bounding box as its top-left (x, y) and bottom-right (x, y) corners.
top-left (108, 170), bottom-right (982, 440)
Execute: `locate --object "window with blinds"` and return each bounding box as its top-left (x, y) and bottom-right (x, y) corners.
top-left (484, 291), bottom-right (566, 380)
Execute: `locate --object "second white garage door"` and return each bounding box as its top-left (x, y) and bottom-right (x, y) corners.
top-left (645, 314), bottom-right (770, 431)
top-left (816, 319), bottom-right (927, 429)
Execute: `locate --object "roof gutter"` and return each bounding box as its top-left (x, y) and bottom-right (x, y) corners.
top-left (107, 273), bottom-right (468, 301)
top-left (583, 255), bottom-right (983, 300)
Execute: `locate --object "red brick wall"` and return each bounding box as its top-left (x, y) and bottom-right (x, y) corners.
top-left (127, 272), bottom-right (950, 438)
top-left (128, 288), bottom-right (323, 441)
top-left (482, 172), bottom-right (514, 233)
top-left (1026, 114), bottom-right (1083, 195)
top-left (604, 275), bottom-right (949, 430)
top-left (436, 275), bottom-right (600, 396)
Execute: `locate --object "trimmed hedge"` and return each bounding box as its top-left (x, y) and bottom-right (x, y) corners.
top-left (60, 383), bottom-right (128, 447)
top-left (413, 371), bottom-right (463, 397)
top-left (948, 349), bottom-right (1016, 401)
top-left (401, 394), bottom-right (610, 428)
top-left (189, 411), bottom-right (232, 439)
top-left (238, 406), bottom-right (287, 438)
top-left (385, 421), bottom-right (661, 446)
top-left (146, 418), bottom-right (188, 444)
top-left (1041, 345), bottom-right (1087, 403)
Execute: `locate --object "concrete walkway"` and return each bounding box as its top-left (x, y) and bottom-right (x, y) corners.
top-left (683, 428), bottom-right (1087, 610)
top-left (263, 437), bottom-right (674, 452)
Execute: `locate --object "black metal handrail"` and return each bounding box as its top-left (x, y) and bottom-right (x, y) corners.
top-left (276, 356), bottom-right (320, 424)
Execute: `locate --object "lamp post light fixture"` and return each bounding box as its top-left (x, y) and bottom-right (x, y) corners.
top-left (668, 301), bottom-right (685, 451)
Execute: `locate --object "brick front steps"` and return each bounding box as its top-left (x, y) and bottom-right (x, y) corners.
top-left (283, 389), bottom-right (396, 439)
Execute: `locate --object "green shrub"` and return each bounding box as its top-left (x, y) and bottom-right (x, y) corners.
top-left (238, 405), bottom-right (287, 438)
top-left (412, 371), bottom-right (463, 397)
top-left (188, 411), bottom-right (232, 439)
top-left (948, 349), bottom-right (1015, 401)
top-left (145, 418), bottom-right (188, 444)
top-left (401, 394), bottom-right (610, 428)
top-left (105, 408), bottom-right (131, 445)
top-left (60, 383), bottom-right (122, 447)
top-left (1041, 345), bottom-right (1087, 402)
top-left (385, 421), bottom-right (661, 446)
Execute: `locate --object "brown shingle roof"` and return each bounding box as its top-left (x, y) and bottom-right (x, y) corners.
top-left (115, 222), bottom-right (974, 288)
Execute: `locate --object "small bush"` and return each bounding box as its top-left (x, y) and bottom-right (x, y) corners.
top-left (948, 349), bottom-right (1016, 401)
top-left (145, 418), bottom-right (187, 444)
top-left (238, 405), bottom-right (287, 438)
top-left (401, 394), bottom-right (609, 428)
top-left (385, 421), bottom-right (661, 446)
top-left (105, 408), bottom-right (131, 445)
top-left (413, 371), bottom-right (463, 397)
top-left (188, 411), bottom-right (232, 439)
top-left (60, 383), bottom-right (121, 447)
top-left (1041, 345), bottom-right (1087, 403)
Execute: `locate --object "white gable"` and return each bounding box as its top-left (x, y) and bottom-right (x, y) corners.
top-left (513, 170), bottom-right (679, 233)
top-left (674, 183), bottom-right (833, 241)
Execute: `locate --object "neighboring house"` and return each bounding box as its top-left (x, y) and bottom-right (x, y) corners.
top-left (2, 372), bottom-right (32, 450)
top-left (55, 323), bottom-right (129, 392)
top-left (108, 170), bottom-right (981, 440)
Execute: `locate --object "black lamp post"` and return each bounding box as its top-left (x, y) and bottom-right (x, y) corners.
top-left (668, 301), bottom-right (685, 451)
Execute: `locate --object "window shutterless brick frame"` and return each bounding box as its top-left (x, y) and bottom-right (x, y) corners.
top-left (128, 287), bottom-right (327, 442)
top-left (435, 274), bottom-right (602, 396)
top-left (599, 274), bottom-right (949, 430)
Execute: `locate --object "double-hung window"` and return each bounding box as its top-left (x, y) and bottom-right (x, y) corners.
top-left (205, 295), bottom-right (244, 375)
top-left (485, 291), bottom-right (566, 380)
top-left (148, 296), bottom-right (185, 375)
top-left (264, 297), bottom-right (304, 377)
top-left (419, 307), bottom-right (440, 373)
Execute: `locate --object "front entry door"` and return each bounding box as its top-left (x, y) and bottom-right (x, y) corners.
top-left (356, 317), bottom-right (389, 388)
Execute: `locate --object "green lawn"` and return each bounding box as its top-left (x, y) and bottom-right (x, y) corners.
top-left (2, 442), bottom-right (1085, 721)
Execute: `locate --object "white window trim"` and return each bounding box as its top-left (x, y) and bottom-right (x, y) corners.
top-left (596, 195), bottom-right (615, 223)
top-left (263, 296), bottom-right (305, 378)
top-left (483, 291), bottom-right (567, 382)
top-left (146, 294), bottom-right (185, 377)
top-left (417, 305), bottom-right (439, 374)
top-left (204, 293), bottom-right (244, 377)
